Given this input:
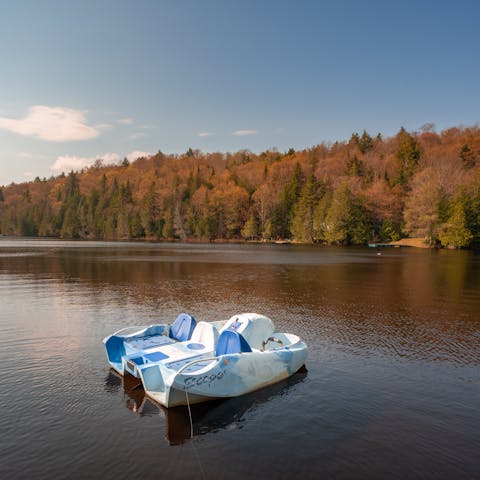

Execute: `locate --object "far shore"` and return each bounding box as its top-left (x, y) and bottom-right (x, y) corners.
top-left (388, 238), bottom-right (431, 249)
top-left (0, 234), bottom-right (472, 250)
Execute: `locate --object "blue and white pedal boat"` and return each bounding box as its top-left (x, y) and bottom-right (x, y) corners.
top-left (103, 313), bottom-right (308, 408)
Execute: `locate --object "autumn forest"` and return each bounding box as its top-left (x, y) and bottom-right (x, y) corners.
top-left (1, 125), bottom-right (479, 248)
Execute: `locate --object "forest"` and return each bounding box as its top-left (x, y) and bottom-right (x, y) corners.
top-left (0, 125), bottom-right (479, 248)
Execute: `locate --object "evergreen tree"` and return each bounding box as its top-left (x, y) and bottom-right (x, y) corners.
top-left (324, 185), bottom-right (350, 244)
top-left (38, 201), bottom-right (55, 237)
top-left (121, 180), bottom-right (133, 204)
top-left (349, 132), bottom-right (360, 146)
top-left (60, 172), bottom-right (82, 238)
top-left (100, 174), bottom-right (107, 195)
top-left (393, 128), bottom-right (421, 185)
top-left (60, 204), bottom-right (80, 238)
top-left (64, 172), bottom-right (80, 198)
top-left (313, 190), bottom-right (332, 242)
top-left (141, 182), bottom-right (160, 237)
top-left (465, 178), bottom-right (480, 244)
top-left (23, 189), bottom-right (31, 203)
top-left (348, 202), bottom-right (371, 244)
top-left (76, 196), bottom-right (90, 237)
top-left (379, 218), bottom-right (401, 242)
top-left (403, 171), bottom-right (442, 245)
top-left (323, 184), bottom-right (370, 244)
top-left (108, 178), bottom-right (121, 209)
top-left (290, 174), bottom-right (319, 242)
top-left (191, 189), bottom-right (217, 239)
top-left (459, 145), bottom-right (476, 169)
top-left (104, 213), bottom-right (118, 239)
top-left (91, 189), bottom-right (107, 238)
top-left (358, 130), bottom-right (373, 153)
top-left (439, 197), bottom-right (473, 248)
top-left (116, 211), bottom-right (130, 239)
top-left (18, 207), bottom-right (37, 236)
top-left (184, 169), bottom-right (200, 201)
top-left (346, 155), bottom-right (364, 177)
top-left (241, 213), bottom-right (259, 240)
top-left (129, 211), bottom-right (145, 238)
top-left (0, 187), bottom-right (4, 202)
top-left (271, 163), bottom-right (304, 238)
top-left (161, 200), bottom-right (175, 239)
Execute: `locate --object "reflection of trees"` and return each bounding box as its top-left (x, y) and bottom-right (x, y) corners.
top-left (104, 368), bottom-right (308, 446)
top-left (1, 244), bottom-right (479, 364)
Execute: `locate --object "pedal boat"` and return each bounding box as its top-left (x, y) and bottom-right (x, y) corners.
top-left (103, 313), bottom-right (308, 408)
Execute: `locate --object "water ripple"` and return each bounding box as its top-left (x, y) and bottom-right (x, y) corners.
top-left (0, 241), bottom-right (479, 479)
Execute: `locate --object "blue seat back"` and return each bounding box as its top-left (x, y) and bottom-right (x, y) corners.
top-left (215, 330), bottom-right (252, 356)
top-left (105, 335), bottom-right (126, 363)
top-left (169, 313), bottom-right (196, 341)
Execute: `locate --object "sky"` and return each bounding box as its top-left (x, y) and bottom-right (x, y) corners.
top-left (0, 0), bottom-right (479, 186)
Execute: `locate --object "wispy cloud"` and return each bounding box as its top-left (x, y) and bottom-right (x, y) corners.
top-left (51, 153), bottom-right (120, 172)
top-left (198, 131), bottom-right (214, 137)
top-left (232, 129), bottom-right (259, 136)
top-left (126, 150), bottom-right (150, 161)
top-left (50, 150), bottom-right (151, 172)
top-left (0, 105), bottom-right (100, 142)
top-left (117, 117), bottom-right (134, 125)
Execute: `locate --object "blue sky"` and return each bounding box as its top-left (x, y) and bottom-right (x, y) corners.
top-left (0, 0), bottom-right (479, 186)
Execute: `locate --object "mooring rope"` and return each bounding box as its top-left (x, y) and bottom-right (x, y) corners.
top-left (184, 386), bottom-right (206, 480)
top-left (184, 386), bottom-right (194, 439)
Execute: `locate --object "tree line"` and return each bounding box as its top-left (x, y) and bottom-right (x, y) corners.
top-left (1, 125), bottom-right (479, 248)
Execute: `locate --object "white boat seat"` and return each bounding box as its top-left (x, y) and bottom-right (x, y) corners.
top-left (220, 314), bottom-right (275, 350)
top-left (190, 321), bottom-right (219, 351)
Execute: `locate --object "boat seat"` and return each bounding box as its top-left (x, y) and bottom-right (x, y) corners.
top-left (190, 321), bottom-right (219, 350)
top-left (219, 314), bottom-right (275, 350)
top-left (215, 330), bottom-right (252, 356)
top-left (169, 313), bottom-right (197, 342)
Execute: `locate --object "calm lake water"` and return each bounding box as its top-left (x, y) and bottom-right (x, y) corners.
top-left (0, 239), bottom-right (479, 479)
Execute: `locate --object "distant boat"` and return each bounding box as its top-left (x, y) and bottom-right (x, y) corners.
top-left (103, 313), bottom-right (308, 408)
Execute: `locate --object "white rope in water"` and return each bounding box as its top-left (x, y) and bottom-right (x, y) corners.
top-left (184, 386), bottom-right (194, 439)
top-left (184, 386), bottom-right (207, 480)
top-left (177, 357), bottom-right (219, 479)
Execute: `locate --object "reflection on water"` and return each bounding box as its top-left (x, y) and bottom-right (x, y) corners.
top-left (105, 368), bottom-right (308, 446)
top-left (1, 240), bottom-right (479, 366)
top-left (0, 239), bottom-right (479, 479)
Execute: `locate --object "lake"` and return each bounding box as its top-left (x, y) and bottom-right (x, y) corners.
top-left (0, 239), bottom-right (479, 479)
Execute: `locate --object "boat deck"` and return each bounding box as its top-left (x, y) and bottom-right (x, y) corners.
top-left (125, 338), bottom-right (216, 375)
top-left (125, 334), bottom-right (174, 350)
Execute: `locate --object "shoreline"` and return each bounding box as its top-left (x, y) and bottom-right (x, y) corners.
top-left (388, 238), bottom-right (431, 249)
top-left (0, 234), bottom-right (472, 250)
